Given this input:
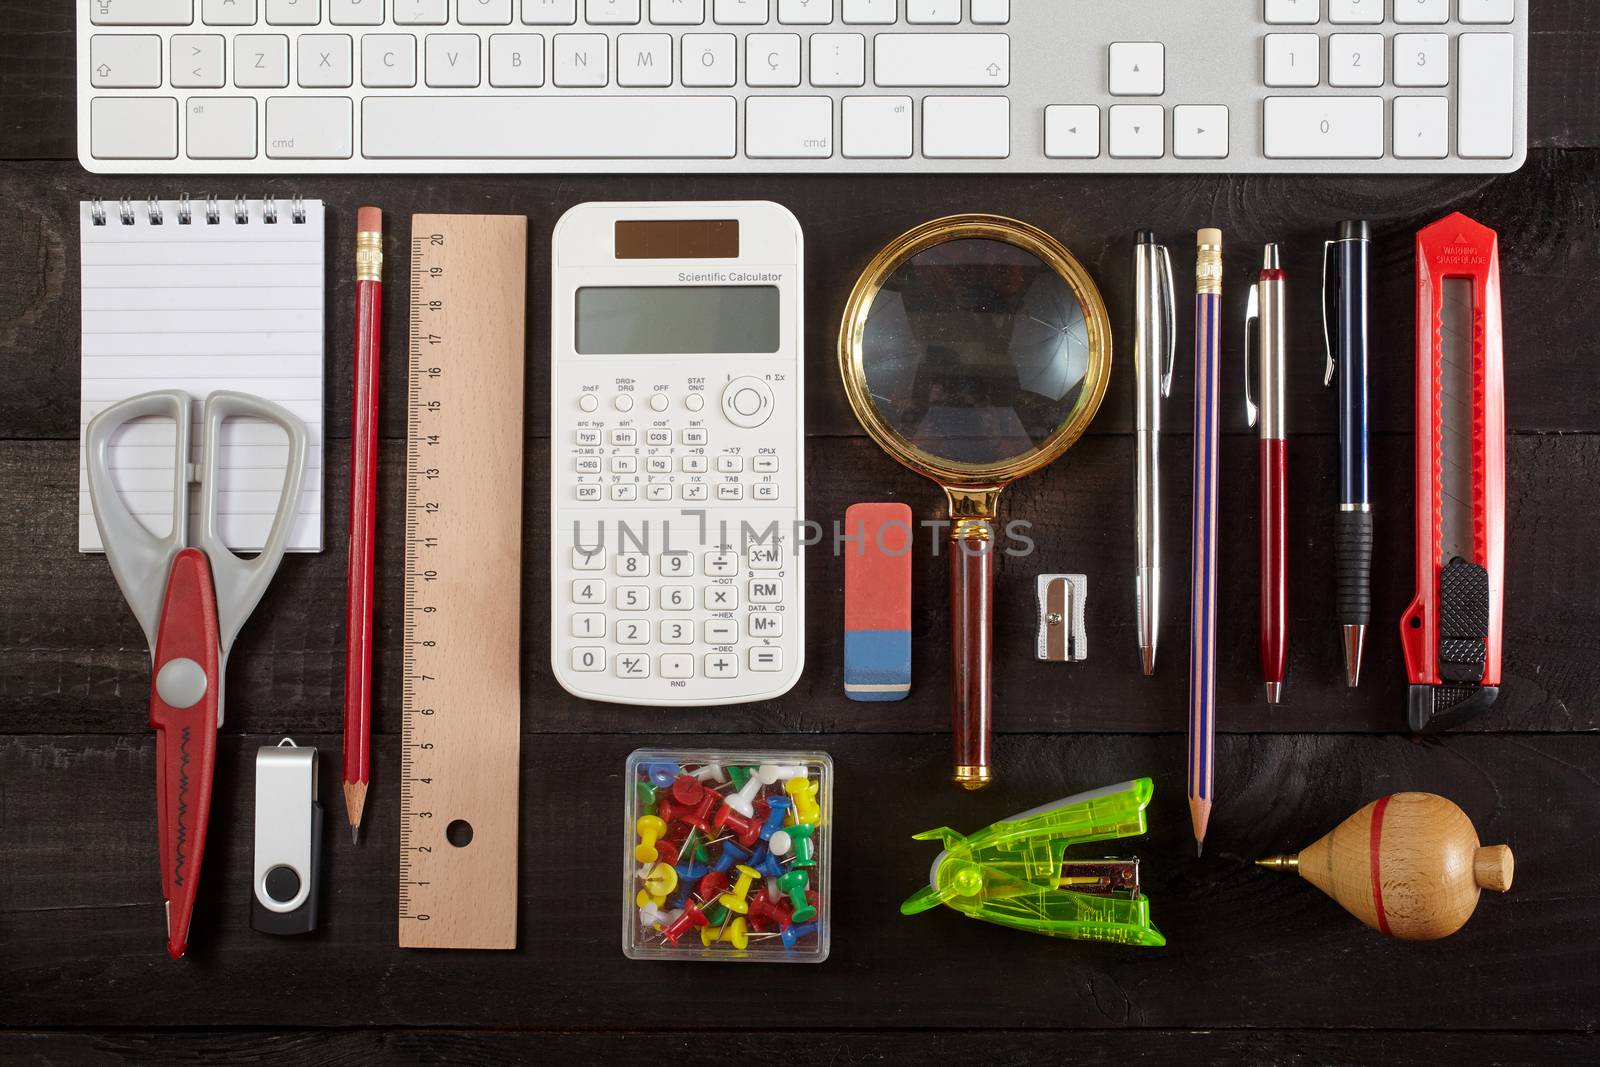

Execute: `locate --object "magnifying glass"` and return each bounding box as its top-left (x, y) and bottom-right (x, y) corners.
top-left (838, 215), bottom-right (1112, 789)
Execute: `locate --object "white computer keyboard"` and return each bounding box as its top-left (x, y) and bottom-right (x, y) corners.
top-left (79, 0), bottom-right (1528, 174)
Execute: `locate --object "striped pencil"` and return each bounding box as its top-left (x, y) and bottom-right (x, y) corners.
top-left (1189, 228), bottom-right (1224, 856)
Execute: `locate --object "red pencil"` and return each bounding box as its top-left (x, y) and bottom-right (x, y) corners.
top-left (344, 206), bottom-right (383, 842)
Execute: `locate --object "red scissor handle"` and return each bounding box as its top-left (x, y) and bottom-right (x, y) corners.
top-left (149, 547), bottom-right (221, 960)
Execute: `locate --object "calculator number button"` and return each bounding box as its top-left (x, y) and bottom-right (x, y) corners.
top-left (660, 585), bottom-right (693, 610)
top-left (661, 619), bottom-right (695, 644)
top-left (616, 585), bottom-right (650, 611)
top-left (571, 647), bottom-right (606, 672)
top-left (617, 553), bottom-right (651, 577)
top-left (571, 578), bottom-right (606, 604)
top-left (572, 613), bottom-right (607, 639)
top-left (572, 546), bottom-right (607, 570)
top-left (616, 619), bottom-right (651, 645)
top-left (616, 652), bottom-right (652, 678)
top-left (661, 552), bottom-right (695, 577)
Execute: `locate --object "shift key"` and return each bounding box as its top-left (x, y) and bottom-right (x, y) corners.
top-left (874, 34), bottom-right (1009, 88)
top-left (266, 97), bottom-right (352, 158)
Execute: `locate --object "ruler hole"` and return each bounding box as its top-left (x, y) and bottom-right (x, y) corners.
top-left (446, 819), bottom-right (474, 848)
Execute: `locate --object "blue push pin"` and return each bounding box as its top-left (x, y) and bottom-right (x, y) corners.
top-left (709, 841), bottom-right (750, 875)
top-left (758, 795), bottom-right (792, 842)
top-left (676, 854), bottom-right (711, 882)
top-left (749, 844), bottom-right (785, 878)
top-left (782, 921), bottom-right (818, 950)
top-left (644, 761), bottom-right (681, 789)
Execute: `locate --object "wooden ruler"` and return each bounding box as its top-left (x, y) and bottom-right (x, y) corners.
top-left (398, 215), bottom-right (527, 948)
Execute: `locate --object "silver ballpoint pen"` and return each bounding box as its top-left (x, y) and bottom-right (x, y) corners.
top-left (1134, 231), bottom-right (1177, 676)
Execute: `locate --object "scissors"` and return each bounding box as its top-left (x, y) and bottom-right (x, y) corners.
top-left (85, 390), bottom-right (308, 959)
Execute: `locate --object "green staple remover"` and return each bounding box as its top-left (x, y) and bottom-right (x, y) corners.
top-left (900, 778), bottom-right (1166, 947)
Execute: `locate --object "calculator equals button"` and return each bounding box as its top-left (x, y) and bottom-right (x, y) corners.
top-left (749, 648), bottom-right (783, 672)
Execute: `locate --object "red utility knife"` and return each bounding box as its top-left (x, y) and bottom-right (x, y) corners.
top-left (1400, 213), bottom-right (1506, 732)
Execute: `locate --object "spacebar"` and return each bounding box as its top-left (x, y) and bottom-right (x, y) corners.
top-left (362, 96), bottom-right (737, 159)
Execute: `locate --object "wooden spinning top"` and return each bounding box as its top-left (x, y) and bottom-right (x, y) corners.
top-left (1257, 792), bottom-right (1513, 940)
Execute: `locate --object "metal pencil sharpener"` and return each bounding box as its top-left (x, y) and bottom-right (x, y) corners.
top-left (1036, 574), bottom-right (1089, 662)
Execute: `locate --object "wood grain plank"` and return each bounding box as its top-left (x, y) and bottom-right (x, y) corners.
top-left (4, 430), bottom-right (1594, 737)
top-left (3, 150), bottom-right (1598, 442)
top-left (2, 732), bottom-right (1595, 1032)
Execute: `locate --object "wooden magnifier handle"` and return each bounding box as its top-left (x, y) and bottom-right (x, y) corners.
top-left (950, 533), bottom-right (994, 789)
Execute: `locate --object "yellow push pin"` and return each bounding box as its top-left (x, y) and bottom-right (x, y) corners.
top-left (642, 862), bottom-right (678, 902)
top-left (784, 777), bottom-right (821, 825)
top-left (718, 864), bottom-right (761, 915)
top-left (722, 916), bottom-right (750, 950)
top-left (635, 814), bottom-right (667, 862)
top-left (699, 922), bottom-right (723, 948)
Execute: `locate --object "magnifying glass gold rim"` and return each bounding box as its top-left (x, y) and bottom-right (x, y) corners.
top-left (837, 213), bottom-right (1114, 495)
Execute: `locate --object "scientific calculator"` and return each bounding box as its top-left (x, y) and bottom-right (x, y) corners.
top-left (549, 201), bottom-right (805, 706)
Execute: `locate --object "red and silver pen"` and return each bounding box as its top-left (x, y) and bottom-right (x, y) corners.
top-left (1246, 244), bottom-right (1289, 704)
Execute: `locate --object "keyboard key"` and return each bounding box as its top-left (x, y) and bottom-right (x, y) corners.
top-left (1174, 105), bottom-right (1229, 158)
top-left (266, 97), bottom-right (353, 157)
top-left (616, 584), bottom-right (649, 611)
top-left (875, 34), bottom-right (1009, 88)
top-left (705, 552), bottom-right (738, 576)
top-left (747, 33), bottom-right (801, 87)
top-left (645, 427), bottom-right (672, 446)
top-left (298, 34), bottom-right (354, 88)
top-left (554, 33), bottom-right (608, 86)
top-left (810, 33), bottom-right (865, 88)
top-left (1109, 42), bottom-right (1164, 97)
top-left (572, 612), bottom-right (606, 638)
top-left (395, 0), bottom-right (449, 22)
top-left (266, 0), bottom-right (320, 24)
top-left (587, 0), bottom-right (639, 21)
top-left (575, 484), bottom-right (601, 501)
top-left (1393, 0), bottom-right (1447, 23)
top-left (330, 0), bottom-right (385, 24)
top-left (752, 455), bottom-right (779, 473)
top-left (971, 0), bottom-right (1009, 24)
top-left (93, 0), bottom-right (193, 23)
top-left (713, 0), bottom-right (767, 23)
top-left (1459, 0), bottom-right (1514, 23)
top-left (186, 97), bottom-right (257, 158)
top-left (575, 429), bottom-right (600, 445)
top-left (717, 454), bottom-right (744, 473)
top-left (749, 612), bottom-right (782, 637)
top-left (572, 544), bottom-right (606, 569)
top-left (842, 0), bottom-right (893, 22)
top-left (1458, 33), bottom-right (1515, 158)
top-left (842, 96), bottom-right (913, 158)
top-left (572, 577), bottom-right (606, 604)
top-left (749, 576), bottom-right (782, 603)
top-left (486, 34), bottom-right (541, 86)
top-left (682, 455), bottom-right (708, 472)
top-left (647, 456), bottom-right (672, 474)
top-left (778, 0), bottom-right (830, 24)
top-left (619, 34), bottom-right (672, 85)
top-left (704, 619), bottom-right (738, 644)
top-left (1328, 0), bottom-right (1381, 23)
top-left (682, 483), bottom-right (709, 501)
top-left (682, 33), bottom-right (736, 86)
top-left (1044, 104), bottom-right (1100, 158)
top-left (748, 647), bottom-right (783, 672)
top-left (616, 652), bottom-right (652, 678)
top-left (717, 483), bottom-right (745, 501)
top-left (609, 484), bottom-right (637, 501)
top-left (571, 647), bottom-right (605, 672)
top-left (754, 484), bottom-right (779, 501)
top-left (524, 0), bottom-right (577, 22)
top-left (650, 0), bottom-right (705, 24)
top-left (1329, 34), bottom-right (1383, 88)
top-left (203, 0), bottom-right (258, 25)
top-left (1263, 0), bottom-right (1319, 23)
top-left (427, 34), bottom-right (482, 87)
top-left (91, 36), bottom-right (162, 89)
top-left (705, 585), bottom-right (739, 610)
top-left (1393, 33), bottom-right (1449, 88)
top-left (704, 652), bottom-right (739, 678)
top-left (612, 455), bottom-right (637, 473)
top-left (747, 97), bottom-right (832, 157)
top-left (1264, 33), bottom-right (1319, 88)
top-left (748, 544), bottom-right (781, 569)
top-left (923, 96), bottom-right (1009, 159)
top-left (661, 619), bottom-right (694, 644)
top-left (1109, 104), bottom-right (1164, 158)
top-left (92, 97), bottom-right (178, 159)
top-left (907, 0), bottom-right (958, 23)
top-left (616, 553), bottom-right (650, 578)
top-left (616, 618), bottom-right (650, 643)
top-left (681, 428), bottom-right (708, 445)
top-left (660, 653), bottom-right (694, 679)
top-left (661, 552), bottom-right (694, 577)
top-left (235, 35), bottom-right (290, 87)
top-left (612, 429), bottom-right (637, 445)
top-left (362, 34), bottom-right (418, 87)
top-left (646, 484), bottom-right (672, 500)
top-left (1263, 96), bottom-right (1383, 157)
top-left (1394, 96), bottom-right (1448, 159)
top-left (660, 585), bottom-right (693, 610)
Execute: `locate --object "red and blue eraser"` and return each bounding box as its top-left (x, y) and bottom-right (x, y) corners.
top-left (844, 503), bottom-right (913, 702)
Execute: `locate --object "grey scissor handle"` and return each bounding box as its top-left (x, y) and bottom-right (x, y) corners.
top-left (84, 389), bottom-right (309, 658)
top-left (85, 390), bottom-right (192, 651)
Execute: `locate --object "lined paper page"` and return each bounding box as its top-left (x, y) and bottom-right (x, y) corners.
top-left (78, 199), bottom-right (325, 552)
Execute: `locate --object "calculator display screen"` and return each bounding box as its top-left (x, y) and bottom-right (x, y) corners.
top-left (575, 286), bottom-right (781, 355)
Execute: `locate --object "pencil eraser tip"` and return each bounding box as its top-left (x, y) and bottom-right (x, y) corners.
top-left (1198, 227), bottom-right (1222, 247)
top-left (357, 207), bottom-right (382, 233)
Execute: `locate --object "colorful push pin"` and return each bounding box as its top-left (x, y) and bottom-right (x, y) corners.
top-left (718, 864), bottom-right (761, 915)
top-left (654, 793), bottom-right (685, 826)
top-left (687, 790), bottom-right (720, 832)
top-left (676, 852), bottom-right (711, 882)
top-left (768, 829), bottom-right (792, 858)
top-left (661, 898), bottom-right (710, 945)
top-left (643, 861), bottom-right (678, 901)
top-left (654, 836), bottom-right (683, 868)
top-left (759, 795), bottom-right (792, 841)
top-left (635, 814), bottom-right (667, 862)
top-left (709, 841), bottom-right (751, 875)
top-left (645, 761), bottom-right (680, 789)
top-left (785, 776), bottom-right (821, 824)
top-left (636, 886), bottom-right (667, 909)
top-left (765, 876), bottom-right (785, 903)
top-left (671, 774), bottom-right (704, 807)
top-left (699, 922), bottom-right (723, 948)
top-left (699, 870), bottom-right (730, 902)
top-left (723, 771), bottom-right (765, 819)
top-left (727, 765), bottom-right (753, 790)
top-left (714, 805), bottom-right (763, 849)
top-left (747, 892), bottom-right (791, 933)
top-left (722, 916), bottom-right (750, 950)
top-left (778, 869), bottom-right (817, 922)
top-left (750, 844), bottom-right (785, 878)
top-left (702, 900), bottom-right (730, 927)
top-left (638, 901), bottom-right (671, 929)
top-left (635, 779), bottom-right (658, 810)
top-left (786, 821), bottom-right (817, 868)
top-left (781, 921), bottom-right (818, 949)
top-left (691, 761), bottom-right (727, 784)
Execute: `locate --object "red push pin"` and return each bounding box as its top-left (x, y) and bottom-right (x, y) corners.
top-left (671, 774), bottom-right (705, 808)
top-left (661, 898), bottom-right (710, 945)
top-left (714, 804), bottom-right (763, 849)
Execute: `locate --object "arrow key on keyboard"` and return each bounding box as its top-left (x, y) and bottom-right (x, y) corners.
top-left (1044, 104), bottom-right (1099, 158)
top-left (1174, 105), bottom-right (1228, 159)
top-left (1109, 104), bottom-right (1164, 158)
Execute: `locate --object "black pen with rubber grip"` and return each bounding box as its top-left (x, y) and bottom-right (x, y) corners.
top-left (1324, 221), bottom-right (1373, 687)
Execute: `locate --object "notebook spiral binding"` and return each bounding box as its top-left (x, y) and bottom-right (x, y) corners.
top-left (89, 195), bottom-right (314, 227)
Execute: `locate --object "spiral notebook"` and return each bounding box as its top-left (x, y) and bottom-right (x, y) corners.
top-left (78, 196), bottom-right (325, 553)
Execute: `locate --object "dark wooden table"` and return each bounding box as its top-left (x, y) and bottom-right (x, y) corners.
top-left (4, 5), bottom-right (1599, 1064)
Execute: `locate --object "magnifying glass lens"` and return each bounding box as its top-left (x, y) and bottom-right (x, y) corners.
top-left (860, 238), bottom-right (1092, 467)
